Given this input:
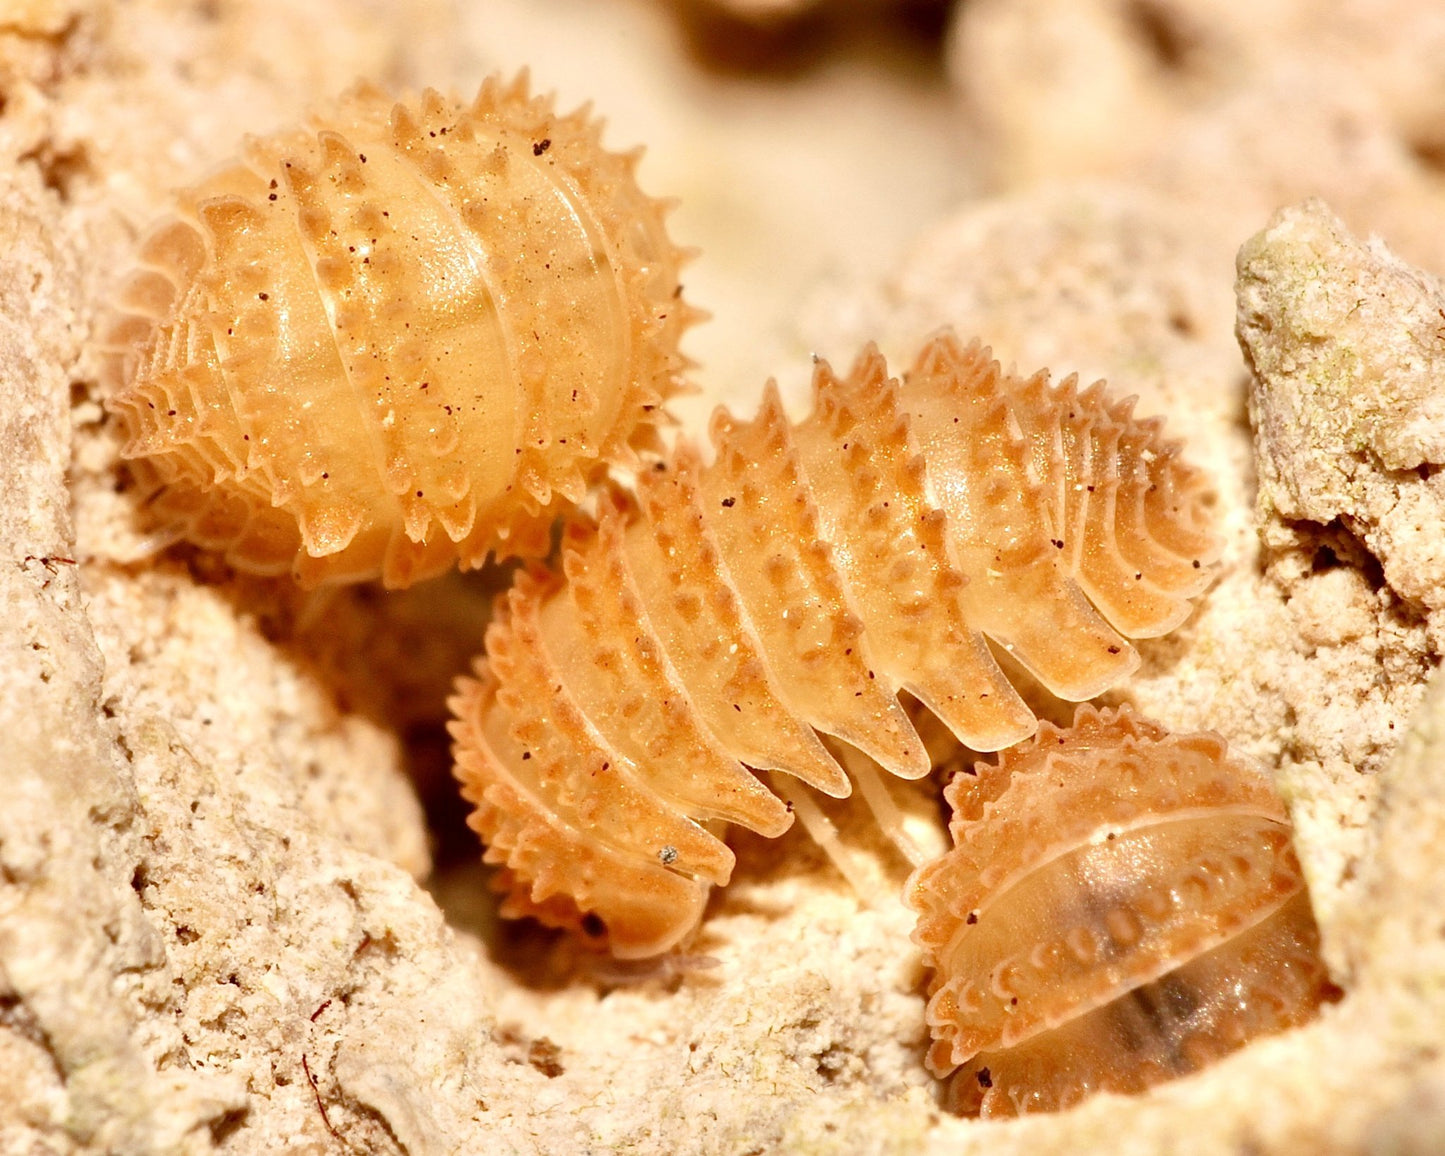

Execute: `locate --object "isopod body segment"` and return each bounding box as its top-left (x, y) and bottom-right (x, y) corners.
top-left (104, 73), bottom-right (701, 588)
top-left (907, 705), bottom-right (1335, 1116)
top-left (449, 333), bottom-right (1222, 957)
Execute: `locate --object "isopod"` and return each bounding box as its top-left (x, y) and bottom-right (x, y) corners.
top-left (102, 73), bottom-right (701, 588)
top-left (907, 705), bottom-right (1335, 1116)
top-left (448, 332), bottom-right (1221, 957)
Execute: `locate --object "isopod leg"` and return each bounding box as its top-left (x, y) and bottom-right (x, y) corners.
top-left (766, 773), bottom-right (878, 897)
top-left (833, 743), bottom-right (933, 868)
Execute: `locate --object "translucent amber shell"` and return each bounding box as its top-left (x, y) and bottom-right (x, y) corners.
top-left (103, 73), bottom-right (700, 588)
top-left (449, 332), bottom-right (1221, 957)
top-left (907, 705), bottom-right (1334, 1117)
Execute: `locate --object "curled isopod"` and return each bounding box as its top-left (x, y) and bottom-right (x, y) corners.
top-left (448, 332), bottom-right (1222, 957)
top-left (907, 705), bottom-right (1337, 1117)
top-left (102, 72), bottom-right (701, 588)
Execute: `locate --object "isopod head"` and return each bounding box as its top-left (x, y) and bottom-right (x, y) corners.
top-left (907, 705), bottom-right (1337, 1116)
top-left (103, 73), bottom-right (702, 588)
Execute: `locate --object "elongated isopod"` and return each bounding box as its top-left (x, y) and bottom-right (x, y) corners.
top-left (450, 332), bottom-right (1221, 956)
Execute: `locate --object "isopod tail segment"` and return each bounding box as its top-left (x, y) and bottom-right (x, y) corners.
top-left (100, 71), bottom-right (706, 589)
top-left (906, 704), bottom-right (1338, 1117)
top-left (448, 332), bottom-right (1224, 958)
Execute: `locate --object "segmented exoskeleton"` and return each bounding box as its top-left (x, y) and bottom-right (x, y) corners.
top-left (908, 705), bottom-right (1334, 1116)
top-left (450, 333), bottom-right (1221, 956)
top-left (103, 73), bottom-right (700, 588)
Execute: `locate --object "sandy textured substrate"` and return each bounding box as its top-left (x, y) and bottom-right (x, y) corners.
top-left (4, 1), bottom-right (1445, 1153)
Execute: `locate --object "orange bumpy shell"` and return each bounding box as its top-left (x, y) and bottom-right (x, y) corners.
top-left (102, 73), bottom-right (701, 588)
top-left (907, 705), bottom-right (1335, 1117)
top-left (449, 332), bottom-right (1222, 957)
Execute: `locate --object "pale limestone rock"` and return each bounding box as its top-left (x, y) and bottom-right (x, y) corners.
top-left (1235, 198), bottom-right (1445, 961)
top-left (1239, 200), bottom-right (1445, 625)
top-left (6, 1), bottom-right (1445, 1154)
top-left (0, 155), bottom-right (247, 1156)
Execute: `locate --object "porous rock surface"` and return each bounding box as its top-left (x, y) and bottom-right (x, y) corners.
top-left (4, 1), bottom-right (1445, 1154)
top-left (1240, 201), bottom-right (1445, 639)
